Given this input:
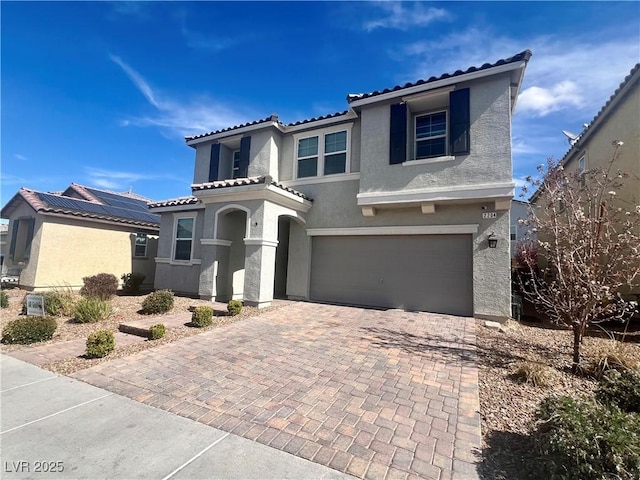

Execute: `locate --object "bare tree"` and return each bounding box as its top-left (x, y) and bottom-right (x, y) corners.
top-left (519, 142), bottom-right (640, 372)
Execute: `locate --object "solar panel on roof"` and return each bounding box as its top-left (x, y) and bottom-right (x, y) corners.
top-left (38, 192), bottom-right (159, 224)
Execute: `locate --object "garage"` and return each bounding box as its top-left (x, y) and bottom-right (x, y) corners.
top-left (309, 234), bottom-right (473, 316)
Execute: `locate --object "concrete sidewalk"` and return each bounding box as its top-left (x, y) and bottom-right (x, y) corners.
top-left (0, 355), bottom-right (354, 480)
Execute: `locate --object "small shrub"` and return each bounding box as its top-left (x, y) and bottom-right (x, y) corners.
top-left (142, 290), bottom-right (174, 314)
top-left (597, 368), bottom-right (640, 413)
top-left (513, 360), bottom-right (556, 388)
top-left (227, 300), bottom-right (243, 316)
top-left (191, 306), bottom-right (213, 327)
top-left (589, 340), bottom-right (638, 376)
top-left (85, 330), bottom-right (115, 358)
top-left (0, 290), bottom-right (8, 308)
top-left (42, 286), bottom-right (76, 316)
top-left (149, 323), bottom-right (166, 340)
top-left (533, 395), bottom-right (640, 479)
top-left (121, 272), bottom-right (146, 294)
top-left (73, 297), bottom-right (112, 323)
top-left (1, 316), bottom-right (57, 344)
top-left (80, 273), bottom-right (118, 300)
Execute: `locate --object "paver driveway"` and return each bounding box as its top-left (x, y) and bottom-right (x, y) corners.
top-left (72, 302), bottom-right (481, 480)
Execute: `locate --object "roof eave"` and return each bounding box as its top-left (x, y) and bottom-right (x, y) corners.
top-left (185, 120), bottom-right (284, 147)
top-left (348, 61), bottom-right (528, 108)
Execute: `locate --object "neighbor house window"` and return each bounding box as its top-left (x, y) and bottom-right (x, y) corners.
top-left (510, 225), bottom-right (517, 241)
top-left (578, 156), bottom-right (586, 188)
top-left (174, 217), bottom-right (194, 261)
top-left (295, 127), bottom-right (350, 179)
top-left (134, 233), bottom-right (148, 257)
top-left (415, 111), bottom-right (447, 159)
top-left (9, 217), bottom-right (35, 264)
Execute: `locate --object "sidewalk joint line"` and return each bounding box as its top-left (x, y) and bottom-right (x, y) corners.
top-left (0, 393), bottom-right (113, 435)
top-left (161, 433), bottom-right (231, 480)
top-left (1, 376), bottom-right (56, 393)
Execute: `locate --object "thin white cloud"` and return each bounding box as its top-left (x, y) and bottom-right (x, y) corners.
top-left (14, 154), bottom-right (28, 161)
top-left (85, 167), bottom-right (188, 191)
top-left (110, 54), bottom-right (159, 108)
top-left (363, 2), bottom-right (450, 32)
top-left (110, 56), bottom-right (250, 136)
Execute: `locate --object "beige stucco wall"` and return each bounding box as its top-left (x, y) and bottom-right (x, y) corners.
top-left (31, 217), bottom-right (157, 290)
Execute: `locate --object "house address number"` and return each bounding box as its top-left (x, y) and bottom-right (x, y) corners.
top-left (482, 212), bottom-right (497, 219)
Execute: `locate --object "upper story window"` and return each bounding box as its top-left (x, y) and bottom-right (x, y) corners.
top-left (510, 225), bottom-right (517, 241)
top-left (232, 150), bottom-right (241, 179)
top-left (173, 216), bottom-right (195, 261)
top-left (390, 87), bottom-right (470, 165)
top-left (295, 126), bottom-right (350, 179)
top-left (415, 111), bottom-right (447, 159)
top-left (134, 233), bottom-right (148, 257)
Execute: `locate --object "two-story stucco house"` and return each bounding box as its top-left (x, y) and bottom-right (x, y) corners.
top-left (150, 50), bottom-right (532, 321)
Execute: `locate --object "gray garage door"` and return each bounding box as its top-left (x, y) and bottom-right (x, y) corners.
top-left (310, 234), bottom-right (473, 316)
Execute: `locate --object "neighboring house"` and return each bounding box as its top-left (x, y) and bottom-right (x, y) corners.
top-left (510, 199), bottom-right (531, 259)
top-left (530, 63), bottom-right (640, 296)
top-left (150, 50), bottom-right (532, 321)
top-left (556, 63), bottom-right (639, 215)
top-left (1, 184), bottom-right (160, 291)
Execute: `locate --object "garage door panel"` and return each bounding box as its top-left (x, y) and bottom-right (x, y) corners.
top-left (310, 235), bottom-right (473, 316)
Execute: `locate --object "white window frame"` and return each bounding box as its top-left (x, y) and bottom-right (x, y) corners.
top-left (171, 213), bottom-right (197, 263)
top-left (414, 109), bottom-right (448, 160)
top-left (134, 233), bottom-right (148, 258)
top-left (293, 124), bottom-right (352, 180)
top-left (578, 155), bottom-right (586, 188)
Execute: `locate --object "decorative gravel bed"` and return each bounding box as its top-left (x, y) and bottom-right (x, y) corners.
top-left (0, 288), bottom-right (284, 375)
top-left (476, 317), bottom-right (640, 479)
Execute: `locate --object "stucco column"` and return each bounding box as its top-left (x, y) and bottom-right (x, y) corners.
top-left (198, 240), bottom-right (231, 301)
top-left (242, 239), bottom-right (278, 308)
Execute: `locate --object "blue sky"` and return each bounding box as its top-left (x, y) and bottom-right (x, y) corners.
top-left (2, 1), bottom-right (639, 210)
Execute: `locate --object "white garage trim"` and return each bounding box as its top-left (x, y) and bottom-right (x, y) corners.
top-left (306, 224), bottom-right (478, 236)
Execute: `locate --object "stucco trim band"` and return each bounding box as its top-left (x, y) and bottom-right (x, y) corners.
top-left (201, 239), bottom-right (233, 246)
top-left (356, 182), bottom-right (515, 206)
top-left (281, 172), bottom-right (361, 187)
top-left (243, 238), bottom-right (279, 247)
top-left (306, 225), bottom-right (479, 236)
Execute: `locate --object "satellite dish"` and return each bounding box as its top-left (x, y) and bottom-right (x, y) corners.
top-left (562, 130), bottom-right (578, 145)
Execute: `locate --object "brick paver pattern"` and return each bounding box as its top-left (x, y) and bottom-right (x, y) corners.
top-left (72, 302), bottom-right (481, 480)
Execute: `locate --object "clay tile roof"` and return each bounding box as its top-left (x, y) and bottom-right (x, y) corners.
top-left (185, 114), bottom-right (282, 142)
top-left (148, 196), bottom-right (200, 209)
top-left (286, 111), bottom-right (351, 127)
top-left (346, 50), bottom-right (532, 103)
top-left (190, 175), bottom-right (313, 201)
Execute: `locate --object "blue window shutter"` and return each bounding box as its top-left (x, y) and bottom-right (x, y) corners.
top-left (9, 220), bottom-right (19, 261)
top-left (208, 143), bottom-right (220, 182)
top-left (23, 218), bottom-right (35, 262)
top-left (389, 103), bottom-right (407, 164)
top-left (449, 88), bottom-right (470, 155)
top-left (238, 136), bottom-right (251, 178)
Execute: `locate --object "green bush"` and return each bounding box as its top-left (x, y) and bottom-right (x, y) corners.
top-left (121, 272), bottom-right (146, 294)
top-left (0, 290), bottom-right (8, 308)
top-left (149, 323), bottom-right (166, 340)
top-left (227, 300), bottom-right (243, 316)
top-left (533, 395), bottom-right (640, 479)
top-left (191, 306), bottom-right (213, 327)
top-left (597, 369), bottom-right (640, 413)
top-left (73, 297), bottom-right (112, 323)
top-left (43, 287), bottom-right (76, 316)
top-left (85, 330), bottom-right (115, 358)
top-left (80, 273), bottom-right (118, 300)
top-left (1, 316), bottom-right (57, 344)
top-left (142, 290), bottom-right (174, 314)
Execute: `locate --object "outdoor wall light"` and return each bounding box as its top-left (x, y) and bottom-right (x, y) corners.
top-left (487, 232), bottom-right (498, 249)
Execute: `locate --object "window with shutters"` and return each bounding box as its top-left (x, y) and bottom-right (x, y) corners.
top-left (389, 88), bottom-right (470, 165)
top-left (294, 125), bottom-right (351, 179)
